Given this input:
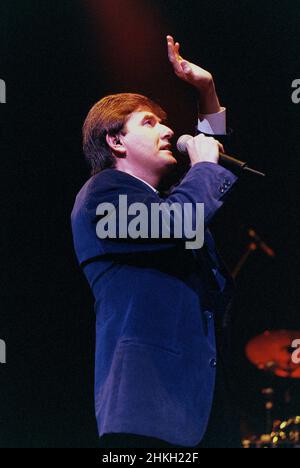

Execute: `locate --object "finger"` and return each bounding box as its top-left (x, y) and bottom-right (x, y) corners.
top-left (167, 38), bottom-right (176, 63)
top-left (217, 142), bottom-right (224, 153)
top-left (167, 36), bottom-right (181, 61)
top-left (167, 36), bottom-right (175, 51)
top-left (167, 36), bottom-right (185, 75)
top-left (168, 49), bottom-right (182, 73)
top-left (168, 48), bottom-right (184, 74)
top-left (175, 43), bottom-right (183, 62)
top-left (195, 133), bottom-right (206, 141)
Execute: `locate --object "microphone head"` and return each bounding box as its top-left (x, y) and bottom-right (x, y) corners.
top-left (176, 134), bottom-right (193, 155)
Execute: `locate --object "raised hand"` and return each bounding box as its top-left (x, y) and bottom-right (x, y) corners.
top-left (167, 35), bottom-right (213, 90)
top-left (166, 35), bottom-right (221, 114)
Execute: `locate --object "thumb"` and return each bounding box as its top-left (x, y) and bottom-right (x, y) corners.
top-left (181, 61), bottom-right (192, 74)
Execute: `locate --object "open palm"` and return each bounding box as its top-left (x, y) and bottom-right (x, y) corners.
top-left (167, 35), bottom-right (213, 90)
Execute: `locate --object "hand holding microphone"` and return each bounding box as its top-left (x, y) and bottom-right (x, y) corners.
top-left (181, 133), bottom-right (223, 166)
top-left (177, 134), bottom-right (266, 177)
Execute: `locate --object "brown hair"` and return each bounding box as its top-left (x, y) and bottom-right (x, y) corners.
top-left (82, 93), bottom-right (167, 175)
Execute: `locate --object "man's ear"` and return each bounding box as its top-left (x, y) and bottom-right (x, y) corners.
top-left (106, 134), bottom-right (126, 157)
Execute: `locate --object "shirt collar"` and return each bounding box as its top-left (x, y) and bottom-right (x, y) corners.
top-left (129, 174), bottom-right (159, 195)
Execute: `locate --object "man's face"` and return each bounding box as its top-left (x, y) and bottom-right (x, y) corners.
top-left (121, 109), bottom-right (176, 175)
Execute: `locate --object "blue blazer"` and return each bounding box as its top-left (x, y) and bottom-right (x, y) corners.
top-left (71, 162), bottom-right (237, 447)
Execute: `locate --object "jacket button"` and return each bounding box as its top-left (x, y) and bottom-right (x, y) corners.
top-left (205, 311), bottom-right (213, 320)
top-left (210, 358), bottom-right (217, 368)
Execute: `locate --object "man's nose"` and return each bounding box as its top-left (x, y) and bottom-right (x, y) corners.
top-left (160, 124), bottom-right (174, 140)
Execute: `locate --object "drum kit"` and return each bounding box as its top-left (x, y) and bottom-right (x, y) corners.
top-left (230, 229), bottom-right (299, 448)
top-left (242, 330), bottom-right (300, 449)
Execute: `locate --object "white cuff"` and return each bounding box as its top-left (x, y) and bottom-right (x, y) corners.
top-left (197, 107), bottom-right (226, 135)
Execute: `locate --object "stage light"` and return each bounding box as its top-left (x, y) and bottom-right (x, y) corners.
top-left (84, 0), bottom-right (167, 87)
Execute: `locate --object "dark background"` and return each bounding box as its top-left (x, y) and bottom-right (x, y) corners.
top-left (0, 0), bottom-right (299, 447)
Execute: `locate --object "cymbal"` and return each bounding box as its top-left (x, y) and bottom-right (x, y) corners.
top-left (246, 330), bottom-right (300, 379)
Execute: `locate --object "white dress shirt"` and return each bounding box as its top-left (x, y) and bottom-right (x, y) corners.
top-left (197, 107), bottom-right (226, 135)
top-left (130, 174), bottom-right (160, 194)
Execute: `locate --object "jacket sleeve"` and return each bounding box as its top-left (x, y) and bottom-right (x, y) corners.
top-left (81, 162), bottom-right (238, 256)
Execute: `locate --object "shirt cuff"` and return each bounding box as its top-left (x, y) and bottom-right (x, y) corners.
top-left (197, 107), bottom-right (227, 135)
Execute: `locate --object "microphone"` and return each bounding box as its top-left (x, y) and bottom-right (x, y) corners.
top-left (177, 134), bottom-right (266, 177)
top-left (248, 228), bottom-right (276, 258)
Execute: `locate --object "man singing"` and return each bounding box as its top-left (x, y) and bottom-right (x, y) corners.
top-left (71, 36), bottom-right (239, 448)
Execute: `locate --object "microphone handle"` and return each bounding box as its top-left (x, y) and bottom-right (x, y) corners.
top-left (219, 153), bottom-right (247, 170)
top-left (219, 152), bottom-right (266, 177)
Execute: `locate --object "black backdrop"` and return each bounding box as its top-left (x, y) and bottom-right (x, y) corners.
top-left (0, 0), bottom-right (299, 447)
